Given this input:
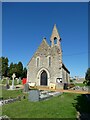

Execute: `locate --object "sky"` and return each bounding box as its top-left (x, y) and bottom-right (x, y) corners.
top-left (2, 2), bottom-right (88, 77)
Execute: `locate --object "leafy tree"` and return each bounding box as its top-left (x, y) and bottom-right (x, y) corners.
top-left (17, 62), bottom-right (23, 78)
top-left (85, 68), bottom-right (90, 85)
top-left (22, 67), bottom-right (27, 78)
top-left (1, 56), bottom-right (27, 79)
top-left (1, 57), bottom-right (9, 77)
top-left (8, 61), bottom-right (24, 79)
top-left (8, 62), bottom-right (13, 77)
top-left (8, 62), bottom-right (17, 79)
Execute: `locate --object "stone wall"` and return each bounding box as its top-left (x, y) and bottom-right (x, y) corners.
top-left (27, 39), bottom-right (63, 86)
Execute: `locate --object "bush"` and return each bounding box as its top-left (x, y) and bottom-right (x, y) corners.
top-left (70, 79), bottom-right (73, 83)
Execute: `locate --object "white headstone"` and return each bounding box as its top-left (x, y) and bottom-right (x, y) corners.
top-left (17, 78), bottom-right (19, 84)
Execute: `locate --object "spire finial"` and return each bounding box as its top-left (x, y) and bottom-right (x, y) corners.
top-left (50, 24), bottom-right (60, 41)
top-left (54, 23), bottom-right (56, 26)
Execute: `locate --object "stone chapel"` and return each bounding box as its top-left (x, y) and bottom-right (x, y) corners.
top-left (27, 24), bottom-right (70, 88)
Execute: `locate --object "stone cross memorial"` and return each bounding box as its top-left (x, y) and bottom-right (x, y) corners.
top-left (11, 73), bottom-right (16, 89)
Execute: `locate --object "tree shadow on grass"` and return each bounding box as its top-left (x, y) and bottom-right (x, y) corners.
top-left (73, 94), bottom-right (90, 120)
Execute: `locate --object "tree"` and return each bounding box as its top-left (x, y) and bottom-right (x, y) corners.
top-left (17, 62), bottom-right (23, 78)
top-left (1, 57), bottom-right (9, 77)
top-left (22, 67), bottom-right (27, 78)
top-left (85, 68), bottom-right (90, 85)
top-left (1, 56), bottom-right (26, 79)
top-left (8, 62), bottom-right (23, 78)
top-left (8, 62), bottom-right (13, 77)
top-left (8, 62), bottom-right (17, 79)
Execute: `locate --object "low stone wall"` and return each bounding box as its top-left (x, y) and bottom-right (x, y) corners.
top-left (70, 86), bottom-right (89, 92)
top-left (0, 95), bottom-right (26, 106)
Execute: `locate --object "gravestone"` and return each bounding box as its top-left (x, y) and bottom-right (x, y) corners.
top-left (6, 79), bottom-right (10, 89)
top-left (23, 83), bottom-right (29, 92)
top-left (7, 79), bottom-right (9, 85)
top-left (16, 78), bottom-right (19, 84)
top-left (28, 90), bottom-right (40, 102)
top-left (6, 84), bottom-right (10, 89)
top-left (11, 73), bottom-right (16, 89)
top-left (19, 77), bottom-right (21, 84)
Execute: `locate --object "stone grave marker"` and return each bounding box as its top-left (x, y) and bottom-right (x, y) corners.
top-left (16, 78), bottom-right (19, 84)
top-left (23, 83), bottom-right (29, 92)
top-left (11, 73), bottom-right (16, 89)
top-left (28, 90), bottom-right (40, 102)
top-left (19, 77), bottom-right (21, 84)
top-left (6, 79), bottom-right (10, 89)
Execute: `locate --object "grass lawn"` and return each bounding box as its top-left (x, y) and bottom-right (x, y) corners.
top-left (1, 87), bottom-right (90, 119)
top-left (1, 88), bottom-right (81, 118)
top-left (0, 84), bottom-right (25, 99)
top-left (75, 83), bottom-right (86, 87)
top-left (1, 89), bottom-right (24, 99)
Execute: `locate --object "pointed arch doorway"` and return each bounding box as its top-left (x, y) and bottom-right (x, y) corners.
top-left (40, 70), bottom-right (47, 86)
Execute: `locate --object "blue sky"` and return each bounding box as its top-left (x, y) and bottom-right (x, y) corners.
top-left (2, 2), bottom-right (88, 77)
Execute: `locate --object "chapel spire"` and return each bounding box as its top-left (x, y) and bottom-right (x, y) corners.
top-left (50, 24), bottom-right (61, 48)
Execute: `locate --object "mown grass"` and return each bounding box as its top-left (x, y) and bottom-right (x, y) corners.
top-left (2, 90), bottom-right (80, 118)
top-left (1, 89), bottom-right (24, 99)
top-left (0, 84), bottom-right (26, 99)
top-left (75, 83), bottom-right (86, 87)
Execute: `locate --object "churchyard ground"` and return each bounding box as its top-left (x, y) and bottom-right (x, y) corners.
top-left (0, 79), bottom-right (90, 119)
top-left (1, 87), bottom-right (90, 119)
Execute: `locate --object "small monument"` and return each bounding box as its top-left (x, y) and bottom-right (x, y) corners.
top-left (7, 78), bottom-right (9, 85)
top-left (23, 83), bottom-right (29, 92)
top-left (28, 90), bottom-right (40, 102)
top-left (19, 77), bottom-right (21, 84)
top-left (6, 78), bottom-right (10, 89)
top-left (11, 73), bottom-right (16, 89)
top-left (16, 78), bottom-right (19, 84)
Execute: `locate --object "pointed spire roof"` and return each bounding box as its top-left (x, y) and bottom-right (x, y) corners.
top-left (50, 24), bottom-right (60, 41)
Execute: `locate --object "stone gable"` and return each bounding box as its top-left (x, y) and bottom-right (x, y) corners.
top-left (35, 38), bottom-right (51, 57)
